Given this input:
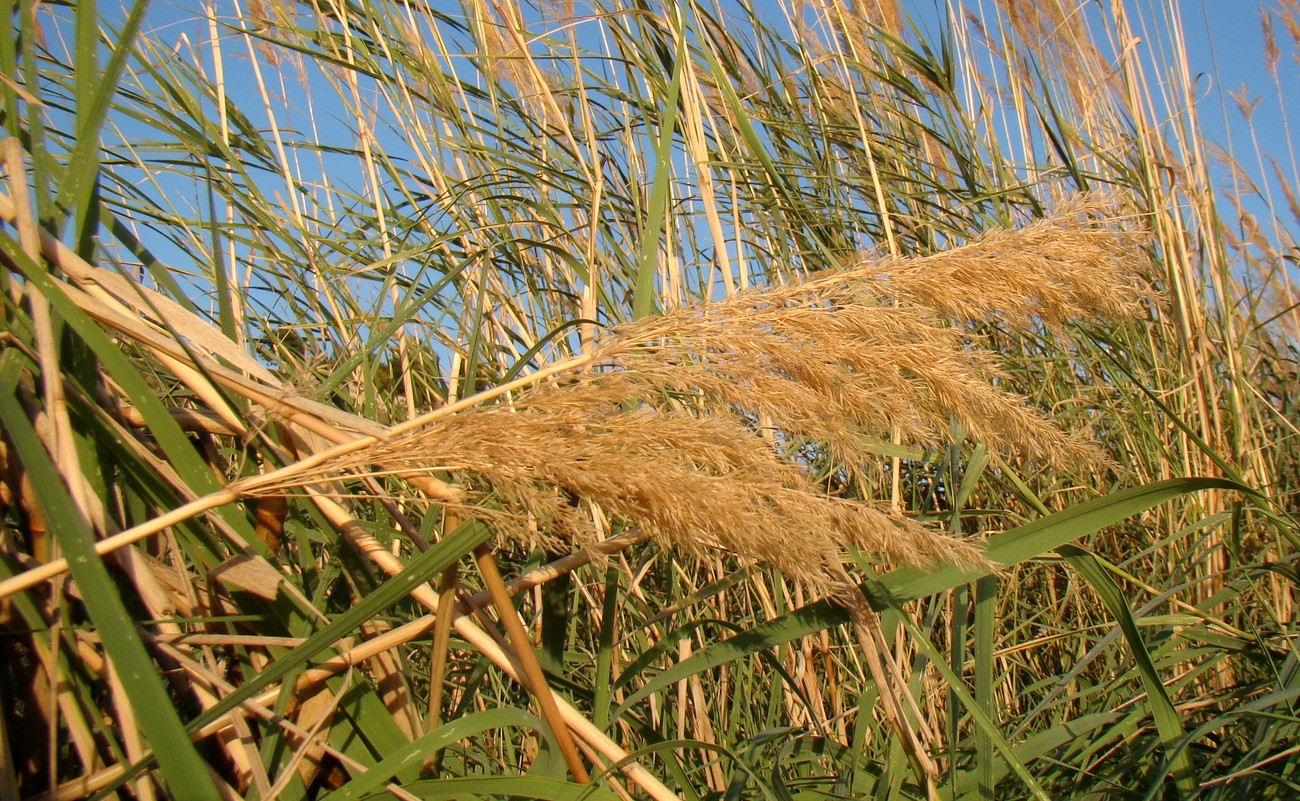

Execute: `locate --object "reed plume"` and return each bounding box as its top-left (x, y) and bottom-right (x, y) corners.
top-left (261, 195), bottom-right (1150, 592)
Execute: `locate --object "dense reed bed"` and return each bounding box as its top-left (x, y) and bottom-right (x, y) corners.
top-left (0, 1), bottom-right (1297, 799)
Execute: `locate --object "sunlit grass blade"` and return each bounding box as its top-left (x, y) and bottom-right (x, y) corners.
top-left (59, 0), bottom-right (152, 247)
top-left (321, 709), bottom-right (561, 801)
top-left (1059, 545), bottom-right (1198, 797)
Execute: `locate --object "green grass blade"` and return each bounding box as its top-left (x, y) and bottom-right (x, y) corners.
top-left (0, 377), bottom-right (224, 801)
top-left (321, 709), bottom-right (574, 801)
top-left (950, 711), bottom-right (1123, 797)
top-left (58, 0), bottom-right (152, 244)
top-left (592, 565), bottom-right (620, 730)
top-left (973, 574), bottom-right (997, 799)
top-left (632, 9), bottom-right (685, 321)
top-left (1058, 545), bottom-right (1198, 797)
top-left (616, 477), bottom-right (1251, 714)
top-left (386, 775), bottom-right (621, 801)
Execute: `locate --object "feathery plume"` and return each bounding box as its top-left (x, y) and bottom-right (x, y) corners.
top-left (251, 195), bottom-right (1150, 590)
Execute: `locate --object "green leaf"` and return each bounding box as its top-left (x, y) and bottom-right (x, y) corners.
top-left (0, 370), bottom-right (225, 801)
top-left (377, 775), bottom-right (621, 801)
top-left (633, 8), bottom-right (686, 321)
top-left (321, 709), bottom-right (585, 801)
top-left (59, 0), bottom-right (153, 244)
top-left (1058, 546), bottom-right (1197, 797)
top-left (615, 477), bottom-right (1250, 716)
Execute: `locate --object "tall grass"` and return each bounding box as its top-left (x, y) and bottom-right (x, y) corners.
top-left (1, 0), bottom-right (1298, 799)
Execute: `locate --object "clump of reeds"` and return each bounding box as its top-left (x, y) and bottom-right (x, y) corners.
top-left (266, 195), bottom-right (1150, 593)
top-left (231, 195), bottom-right (1149, 794)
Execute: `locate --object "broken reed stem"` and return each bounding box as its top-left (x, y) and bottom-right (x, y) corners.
top-left (471, 542), bottom-right (591, 783)
top-left (303, 490), bottom-right (675, 799)
top-left (484, 528), bottom-right (651, 599)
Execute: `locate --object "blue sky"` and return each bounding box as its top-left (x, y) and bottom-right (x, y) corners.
top-left (120, 0), bottom-right (1299, 210)
top-left (1193, 1), bottom-right (1294, 150)
top-left (84, 0), bottom-right (1300, 303)
top-left (1196, 2), bottom-right (1300, 234)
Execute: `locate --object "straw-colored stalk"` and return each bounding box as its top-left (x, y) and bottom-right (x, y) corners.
top-left (0, 183), bottom-right (1150, 789)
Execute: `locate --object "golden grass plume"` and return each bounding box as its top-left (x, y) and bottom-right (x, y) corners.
top-left (263, 195), bottom-right (1151, 591)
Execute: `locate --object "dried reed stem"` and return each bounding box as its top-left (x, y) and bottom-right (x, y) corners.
top-left (304, 491), bottom-right (677, 800)
top-left (472, 542), bottom-right (591, 783)
top-left (833, 570), bottom-right (940, 797)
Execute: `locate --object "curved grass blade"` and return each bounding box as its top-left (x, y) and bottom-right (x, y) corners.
top-left (1057, 545), bottom-right (1197, 797)
top-left (320, 708), bottom-right (577, 801)
top-left (948, 711), bottom-right (1122, 797)
top-left (389, 775), bottom-right (621, 801)
top-left (615, 477), bottom-right (1251, 715)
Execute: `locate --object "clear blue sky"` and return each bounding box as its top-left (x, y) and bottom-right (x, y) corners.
top-left (97, 0), bottom-right (1300, 257)
top-left (1187, 2), bottom-right (1300, 230)
top-left (125, 0), bottom-right (1298, 196)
